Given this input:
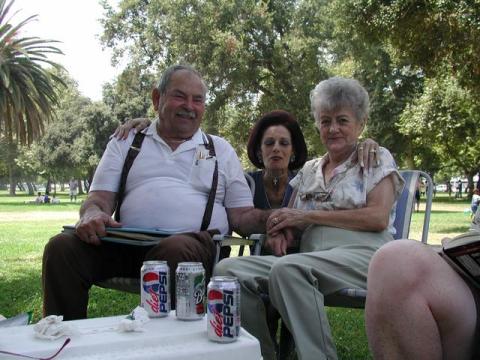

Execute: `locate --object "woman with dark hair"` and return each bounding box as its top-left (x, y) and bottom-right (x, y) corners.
top-left (246, 110), bottom-right (307, 211)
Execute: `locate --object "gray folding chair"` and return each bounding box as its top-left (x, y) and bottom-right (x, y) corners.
top-left (334, 169), bottom-right (434, 305)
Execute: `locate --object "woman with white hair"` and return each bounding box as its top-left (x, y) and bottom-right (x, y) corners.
top-left (214, 76), bottom-right (404, 360)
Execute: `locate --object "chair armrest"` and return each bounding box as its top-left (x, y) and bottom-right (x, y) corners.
top-left (212, 234), bottom-right (265, 266)
top-left (337, 288), bottom-right (367, 298)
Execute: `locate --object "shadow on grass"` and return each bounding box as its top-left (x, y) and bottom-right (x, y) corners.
top-left (0, 263), bottom-right (139, 322)
top-left (437, 225), bottom-right (471, 234)
top-left (429, 210), bottom-right (468, 214)
top-left (0, 266), bottom-right (43, 321)
top-left (0, 202), bottom-right (75, 208)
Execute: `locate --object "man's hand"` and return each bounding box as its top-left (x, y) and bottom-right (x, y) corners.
top-left (227, 206), bottom-right (271, 237)
top-left (76, 191), bottom-right (120, 245)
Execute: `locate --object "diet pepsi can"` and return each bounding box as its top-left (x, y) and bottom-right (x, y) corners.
top-left (141, 260), bottom-right (170, 317)
top-left (207, 276), bottom-right (241, 342)
top-left (176, 262), bottom-right (206, 320)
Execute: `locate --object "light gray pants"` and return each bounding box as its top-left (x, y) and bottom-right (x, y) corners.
top-left (213, 226), bottom-right (392, 360)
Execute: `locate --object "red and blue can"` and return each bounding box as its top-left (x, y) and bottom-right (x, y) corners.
top-left (207, 276), bottom-right (240, 342)
top-left (141, 260), bottom-right (170, 317)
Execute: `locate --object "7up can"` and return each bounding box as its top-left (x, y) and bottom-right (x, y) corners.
top-left (175, 262), bottom-right (206, 320)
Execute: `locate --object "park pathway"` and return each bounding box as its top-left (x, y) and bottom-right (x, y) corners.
top-left (0, 211), bottom-right (77, 221)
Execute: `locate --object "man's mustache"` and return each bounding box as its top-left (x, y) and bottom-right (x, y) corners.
top-left (177, 110), bottom-right (196, 118)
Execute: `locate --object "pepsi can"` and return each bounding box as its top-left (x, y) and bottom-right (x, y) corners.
top-left (176, 262), bottom-right (206, 320)
top-left (207, 276), bottom-right (240, 342)
top-left (141, 260), bottom-right (170, 318)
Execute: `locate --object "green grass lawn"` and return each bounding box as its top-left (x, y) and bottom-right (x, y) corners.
top-left (0, 190), bottom-right (473, 359)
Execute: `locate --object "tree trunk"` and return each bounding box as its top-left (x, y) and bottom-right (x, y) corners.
top-left (404, 142), bottom-right (415, 169)
top-left (26, 182), bottom-right (34, 195)
top-left (46, 179), bottom-right (52, 194)
top-left (466, 172), bottom-right (475, 199)
top-left (78, 179), bottom-right (84, 195)
top-left (8, 163), bottom-right (16, 196)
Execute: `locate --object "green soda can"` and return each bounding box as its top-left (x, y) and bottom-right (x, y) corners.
top-left (175, 262), bottom-right (206, 320)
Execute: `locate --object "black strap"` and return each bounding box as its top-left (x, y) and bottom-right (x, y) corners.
top-left (200, 134), bottom-right (218, 231)
top-left (114, 132), bottom-right (146, 222)
top-left (114, 131), bottom-right (217, 231)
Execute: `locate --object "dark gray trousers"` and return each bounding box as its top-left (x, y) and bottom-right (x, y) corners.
top-left (42, 230), bottom-right (218, 320)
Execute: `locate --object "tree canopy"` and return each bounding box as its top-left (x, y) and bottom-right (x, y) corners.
top-left (336, 0), bottom-right (480, 94)
top-left (100, 0), bottom-right (331, 157)
top-left (4, 0), bottom-right (480, 192)
top-left (0, 0), bottom-right (65, 144)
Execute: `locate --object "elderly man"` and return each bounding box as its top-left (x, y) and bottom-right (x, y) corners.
top-left (42, 64), bottom-right (268, 320)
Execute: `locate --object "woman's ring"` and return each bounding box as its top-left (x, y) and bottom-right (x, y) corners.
top-left (272, 217), bottom-right (279, 225)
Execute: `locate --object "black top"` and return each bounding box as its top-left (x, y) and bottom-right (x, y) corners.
top-left (248, 170), bottom-right (294, 209)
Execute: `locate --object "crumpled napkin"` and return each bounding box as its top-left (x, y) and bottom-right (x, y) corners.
top-left (116, 306), bottom-right (150, 333)
top-left (33, 315), bottom-right (78, 340)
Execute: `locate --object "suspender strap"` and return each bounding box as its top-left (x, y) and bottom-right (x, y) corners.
top-left (114, 131), bottom-right (217, 230)
top-left (114, 132), bottom-right (146, 222)
top-left (200, 134), bottom-right (218, 231)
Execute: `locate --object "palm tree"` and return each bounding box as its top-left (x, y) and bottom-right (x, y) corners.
top-left (0, 0), bottom-right (64, 145)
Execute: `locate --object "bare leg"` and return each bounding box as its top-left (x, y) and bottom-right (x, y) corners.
top-left (366, 240), bottom-right (477, 360)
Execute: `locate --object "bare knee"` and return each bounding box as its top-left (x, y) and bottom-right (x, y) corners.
top-left (368, 240), bottom-right (434, 295)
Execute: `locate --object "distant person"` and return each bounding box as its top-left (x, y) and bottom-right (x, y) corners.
top-left (415, 180), bottom-right (421, 212)
top-left (447, 181), bottom-right (452, 197)
top-left (51, 195), bottom-right (60, 204)
top-left (472, 205), bottom-right (480, 230)
top-left (471, 189), bottom-right (480, 218)
top-left (35, 192), bottom-right (43, 204)
top-left (457, 180), bottom-right (463, 198)
top-left (69, 179), bottom-right (78, 202)
top-left (43, 193), bottom-right (50, 204)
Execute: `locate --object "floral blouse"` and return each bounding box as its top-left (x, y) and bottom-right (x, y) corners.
top-left (290, 146), bottom-right (404, 235)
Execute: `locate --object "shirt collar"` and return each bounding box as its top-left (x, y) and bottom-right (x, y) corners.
top-left (145, 118), bottom-right (205, 150)
top-left (319, 148), bottom-right (358, 178)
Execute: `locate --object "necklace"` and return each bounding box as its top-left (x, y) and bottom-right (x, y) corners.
top-left (262, 171), bottom-right (288, 208)
top-left (273, 176), bottom-right (279, 187)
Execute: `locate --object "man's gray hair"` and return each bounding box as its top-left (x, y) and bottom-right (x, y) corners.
top-left (157, 64), bottom-right (207, 96)
top-left (310, 76), bottom-right (369, 123)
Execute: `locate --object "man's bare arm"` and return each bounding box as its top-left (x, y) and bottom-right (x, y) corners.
top-left (76, 190), bottom-right (120, 245)
top-left (226, 206), bottom-right (272, 237)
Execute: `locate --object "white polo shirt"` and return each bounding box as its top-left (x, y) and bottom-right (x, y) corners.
top-left (90, 120), bottom-right (253, 234)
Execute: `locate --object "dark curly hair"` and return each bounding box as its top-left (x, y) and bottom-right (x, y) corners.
top-left (247, 110), bottom-right (307, 170)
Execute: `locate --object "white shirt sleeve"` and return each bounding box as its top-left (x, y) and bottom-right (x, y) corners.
top-left (215, 136), bottom-right (253, 209)
top-left (89, 134), bottom-right (132, 193)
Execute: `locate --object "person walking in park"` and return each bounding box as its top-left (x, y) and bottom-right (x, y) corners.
top-left (69, 179), bottom-right (78, 202)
